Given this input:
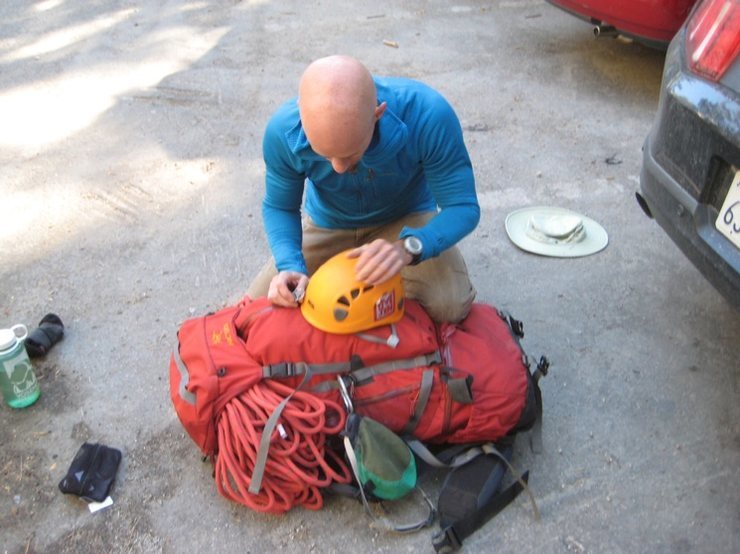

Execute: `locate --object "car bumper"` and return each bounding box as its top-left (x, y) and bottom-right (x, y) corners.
top-left (545, 0), bottom-right (694, 45)
top-left (638, 31), bottom-right (740, 309)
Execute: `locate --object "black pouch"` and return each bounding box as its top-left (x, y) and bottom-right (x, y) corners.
top-left (58, 443), bottom-right (122, 502)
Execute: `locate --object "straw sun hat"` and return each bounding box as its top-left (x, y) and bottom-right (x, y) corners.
top-left (504, 206), bottom-right (608, 258)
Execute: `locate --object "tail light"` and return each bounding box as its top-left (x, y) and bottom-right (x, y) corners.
top-left (686, 0), bottom-right (740, 81)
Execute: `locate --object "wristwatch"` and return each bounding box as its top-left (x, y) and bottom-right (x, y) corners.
top-left (403, 236), bottom-right (423, 266)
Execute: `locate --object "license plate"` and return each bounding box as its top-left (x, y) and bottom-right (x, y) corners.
top-left (715, 171), bottom-right (740, 249)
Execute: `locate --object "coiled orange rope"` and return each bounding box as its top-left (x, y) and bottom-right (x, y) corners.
top-left (214, 380), bottom-right (352, 513)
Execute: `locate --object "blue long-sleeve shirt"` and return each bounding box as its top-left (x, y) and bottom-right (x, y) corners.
top-left (261, 76), bottom-right (480, 274)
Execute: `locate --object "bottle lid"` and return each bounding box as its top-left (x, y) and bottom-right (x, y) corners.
top-left (0, 328), bottom-right (18, 351)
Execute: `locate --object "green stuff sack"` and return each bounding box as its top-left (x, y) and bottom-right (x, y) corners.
top-left (344, 413), bottom-right (417, 501)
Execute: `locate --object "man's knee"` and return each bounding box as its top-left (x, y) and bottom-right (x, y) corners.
top-left (417, 286), bottom-right (474, 323)
top-left (246, 259), bottom-right (277, 298)
top-left (402, 247), bottom-right (476, 323)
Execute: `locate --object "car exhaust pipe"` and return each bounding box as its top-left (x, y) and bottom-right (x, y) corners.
top-left (593, 24), bottom-right (618, 38)
top-left (635, 192), bottom-right (653, 219)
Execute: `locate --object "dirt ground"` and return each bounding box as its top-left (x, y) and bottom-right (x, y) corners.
top-left (1, 1), bottom-right (738, 553)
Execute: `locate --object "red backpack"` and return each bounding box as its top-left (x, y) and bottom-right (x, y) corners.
top-left (170, 296), bottom-right (538, 456)
top-left (170, 297), bottom-right (549, 552)
top-left (169, 296), bottom-right (548, 549)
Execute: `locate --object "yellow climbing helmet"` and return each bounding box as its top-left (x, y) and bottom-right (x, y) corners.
top-left (301, 249), bottom-right (405, 334)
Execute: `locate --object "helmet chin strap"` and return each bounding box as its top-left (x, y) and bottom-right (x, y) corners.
top-left (355, 323), bottom-right (400, 348)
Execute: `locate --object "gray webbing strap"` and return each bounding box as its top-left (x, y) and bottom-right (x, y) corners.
top-left (446, 376), bottom-right (474, 404)
top-left (355, 323), bottom-right (400, 348)
top-left (524, 354), bottom-right (547, 455)
top-left (401, 369), bottom-right (435, 435)
top-left (406, 439), bottom-right (486, 469)
top-left (310, 379), bottom-right (344, 394)
top-left (479, 443), bottom-right (540, 521)
top-left (248, 369), bottom-right (313, 495)
top-left (263, 360), bottom-right (352, 379)
top-left (308, 351), bottom-right (442, 393)
top-left (529, 402), bottom-right (544, 455)
top-left (343, 435), bottom-right (435, 533)
top-left (173, 344), bottom-right (196, 406)
top-left (349, 352), bottom-right (442, 384)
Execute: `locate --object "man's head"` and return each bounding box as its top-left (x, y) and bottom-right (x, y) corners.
top-left (298, 55), bottom-right (387, 174)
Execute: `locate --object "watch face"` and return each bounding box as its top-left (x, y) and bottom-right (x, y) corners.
top-left (405, 236), bottom-right (423, 255)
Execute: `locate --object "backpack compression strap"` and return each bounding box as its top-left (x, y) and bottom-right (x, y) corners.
top-left (248, 367), bottom-right (315, 495)
top-left (262, 352), bottom-right (442, 384)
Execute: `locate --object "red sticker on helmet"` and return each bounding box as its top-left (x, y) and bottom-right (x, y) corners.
top-left (374, 290), bottom-right (396, 321)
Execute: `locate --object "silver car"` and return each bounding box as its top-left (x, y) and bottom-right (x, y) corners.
top-left (638, 0), bottom-right (740, 309)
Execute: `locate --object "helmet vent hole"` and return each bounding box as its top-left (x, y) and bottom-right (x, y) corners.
top-left (362, 285), bottom-right (374, 292)
top-left (350, 288), bottom-right (360, 299)
top-left (337, 296), bottom-right (350, 306)
top-left (333, 308), bottom-right (349, 322)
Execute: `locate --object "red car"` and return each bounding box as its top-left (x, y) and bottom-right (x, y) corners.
top-left (546, 0), bottom-right (699, 48)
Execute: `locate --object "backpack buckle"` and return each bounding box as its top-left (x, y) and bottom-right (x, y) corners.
top-left (264, 362), bottom-right (306, 378)
top-left (508, 315), bottom-right (524, 338)
top-left (534, 356), bottom-right (550, 382)
top-left (432, 525), bottom-right (462, 553)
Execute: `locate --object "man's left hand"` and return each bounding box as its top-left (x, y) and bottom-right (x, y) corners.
top-left (349, 238), bottom-right (411, 284)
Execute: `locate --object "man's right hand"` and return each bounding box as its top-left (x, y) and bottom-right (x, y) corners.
top-left (268, 271), bottom-right (309, 308)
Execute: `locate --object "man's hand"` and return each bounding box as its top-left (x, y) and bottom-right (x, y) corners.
top-left (268, 271), bottom-right (309, 307)
top-left (349, 238), bottom-right (412, 284)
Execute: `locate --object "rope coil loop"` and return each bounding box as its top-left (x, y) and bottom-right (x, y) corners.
top-left (214, 381), bottom-right (351, 513)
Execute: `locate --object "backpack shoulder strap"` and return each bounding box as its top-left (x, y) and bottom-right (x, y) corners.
top-left (432, 472), bottom-right (531, 553)
top-left (408, 440), bottom-right (540, 553)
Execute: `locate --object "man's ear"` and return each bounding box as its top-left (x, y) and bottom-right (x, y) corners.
top-left (374, 101), bottom-right (387, 121)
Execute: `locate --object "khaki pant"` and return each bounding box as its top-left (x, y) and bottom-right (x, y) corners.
top-left (246, 212), bottom-right (476, 323)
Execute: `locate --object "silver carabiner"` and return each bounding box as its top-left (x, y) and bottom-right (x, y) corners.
top-left (337, 375), bottom-right (354, 414)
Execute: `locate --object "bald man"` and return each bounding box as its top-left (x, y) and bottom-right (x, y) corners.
top-left (247, 55), bottom-right (480, 323)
